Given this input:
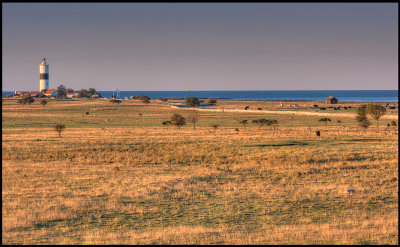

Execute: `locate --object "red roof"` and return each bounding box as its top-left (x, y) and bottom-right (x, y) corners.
top-left (45, 89), bottom-right (55, 94)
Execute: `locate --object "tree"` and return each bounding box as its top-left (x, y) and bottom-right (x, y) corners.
top-left (54, 124), bottom-right (65, 138)
top-left (88, 88), bottom-right (97, 96)
top-left (56, 85), bottom-right (67, 98)
top-left (18, 95), bottom-right (35, 105)
top-left (391, 120), bottom-right (397, 127)
top-left (187, 111), bottom-right (199, 130)
top-left (170, 114), bottom-right (186, 129)
top-left (319, 118), bottom-right (331, 126)
top-left (139, 95), bottom-right (150, 104)
top-left (185, 97), bottom-right (200, 107)
top-left (366, 103), bottom-right (386, 126)
top-left (40, 99), bottom-right (47, 106)
top-left (79, 89), bottom-right (89, 98)
top-left (66, 88), bottom-right (74, 93)
top-left (355, 105), bottom-right (367, 122)
top-left (239, 120), bottom-right (248, 128)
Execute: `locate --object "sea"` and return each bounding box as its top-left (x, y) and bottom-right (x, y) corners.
top-left (2, 90), bottom-right (398, 102)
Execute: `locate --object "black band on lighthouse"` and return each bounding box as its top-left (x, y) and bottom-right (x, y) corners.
top-left (40, 74), bottom-right (49, 80)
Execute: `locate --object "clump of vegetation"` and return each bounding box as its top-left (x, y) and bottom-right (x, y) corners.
top-left (40, 99), bottom-right (47, 106)
top-left (162, 121), bottom-right (171, 127)
top-left (54, 124), bottom-right (65, 138)
top-left (185, 97), bottom-right (200, 107)
top-left (110, 99), bottom-right (122, 104)
top-left (170, 114), bottom-right (186, 129)
top-left (391, 120), bottom-right (397, 127)
top-left (355, 105), bottom-right (367, 122)
top-left (366, 103), bottom-right (386, 126)
top-left (319, 118), bottom-right (331, 126)
top-left (316, 130), bottom-right (320, 136)
top-left (187, 111), bottom-right (199, 130)
top-left (56, 85), bottom-right (67, 98)
top-left (139, 95), bottom-right (151, 104)
top-left (208, 99), bottom-right (217, 105)
top-left (18, 95), bottom-right (35, 105)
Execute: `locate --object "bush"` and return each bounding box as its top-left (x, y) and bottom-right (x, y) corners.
top-left (110, 99), bottom-right (122, 104)
top-left (185, 97), bottom-right (200, 107)
top-left (18, 95), bottom-right (35, 105)
top-left (170, 114), bottom-right (186, 129)
top-left (239, 120), bottom-right (248, 128)
top-left (319, 118), bottom-right (331, 126)
top-left (391, 121), bottom-right (397, 127)
top-left (208, 99), bottom-right (217, 104)
top-left (40, 99), bottom-right (47, 106)
top-left (162, 121), bottom-right (171, 126)
top-left (187, 111), bottom-right (199, 130)
top-left (355, 105), bottom-right (367, 122)
top-left (139, 95), bottom-right (150, 104)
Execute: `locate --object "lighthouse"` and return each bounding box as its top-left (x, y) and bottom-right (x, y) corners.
top-left (39, 57), bottom-right (49, 92)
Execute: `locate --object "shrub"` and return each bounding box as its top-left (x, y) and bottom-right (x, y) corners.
top-left (18, 95), bottom-right (35, 105)
top-left (170, 114), bottom-right (186, 129)
top-left (185, 97), bottom-right (200, 107)
top-left (211, 124), bottom-right (219, 133)
top-left (40, 99), bottom-right (47, 106)
top-left (319, 118), bottom-right (331, 126)
top-left (162, 121), bottom-right (171, 126)
top-left (139, 95), bottom-right (150, 104)
top-left (54, 124), bottom-right (65, 138)
top-left (391, 120), bottom-right (397, 127)
top-left (110, 99), bottom-right (122, 104)
top-left (316, 130), bottom-right (320, 136)
top-left (208, 99), bottom-right (217, 104)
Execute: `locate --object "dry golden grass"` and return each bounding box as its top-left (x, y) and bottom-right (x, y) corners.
top-left (2, 99), bottom-right (398, 244)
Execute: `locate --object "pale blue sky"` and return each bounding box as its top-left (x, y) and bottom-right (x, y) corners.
top-left (2, 3), bottom-right (398, 91)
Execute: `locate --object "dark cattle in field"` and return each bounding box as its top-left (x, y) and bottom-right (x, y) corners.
top-left (258, 108), bottom-right (262, 110)
top-left (244, 106), bottom-right (249, 110)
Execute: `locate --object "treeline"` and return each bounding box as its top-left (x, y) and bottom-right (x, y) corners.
top-left (56, 85), bottom-right (101, 98)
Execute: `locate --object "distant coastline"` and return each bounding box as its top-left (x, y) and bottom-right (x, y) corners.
top-left (2, 90), bottom-right (398, 102)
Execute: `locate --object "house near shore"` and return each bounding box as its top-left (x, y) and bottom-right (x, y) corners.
top-left (66, 92), bottom-right (80, 98)
top-left (326, 96), bottom-right (338, 104)
top-left (44, 88), bottom-right (57, 97)
top-left (13, 91), bottom-right (42, 97)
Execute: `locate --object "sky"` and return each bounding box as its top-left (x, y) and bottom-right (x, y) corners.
top-left (2, 3), bottom-right (398, 91)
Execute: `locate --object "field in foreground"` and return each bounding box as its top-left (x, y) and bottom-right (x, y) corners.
top-left (2, 99), bottom-right (398, 244)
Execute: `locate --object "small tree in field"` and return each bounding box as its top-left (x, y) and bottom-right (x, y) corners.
top-left (319, 118), bottom-right (331, 126)
top-left (139, 95), bottom-right (150, 104)
top-left (366, 103), bottom-right (386, 126)
top-left (162, 121), bottom-right (171, 128)
top-left (40, 99), bottom-right (47, 106)
top-left (185, 97), bottom-right (200, 107)
top-left (54, 124), bottom-right (65, 138)
top-left (170, 114), bottom-right (186, 129)
top-left (187, 111), bottom-right (199, 130)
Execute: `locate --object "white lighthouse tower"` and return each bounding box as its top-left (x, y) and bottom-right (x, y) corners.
top-left (39, 57), bottom-right (49, 92)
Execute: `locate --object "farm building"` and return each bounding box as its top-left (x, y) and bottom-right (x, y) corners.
top-left (326, 96), bottom-right (338, 104)
top-left (44, 88), bottom-right (57, 97)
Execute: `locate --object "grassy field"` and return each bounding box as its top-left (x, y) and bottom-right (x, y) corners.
top-left (2, 98), bottom-right (398, 244)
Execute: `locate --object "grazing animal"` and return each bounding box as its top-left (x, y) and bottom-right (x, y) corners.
top-left (316, 130), bottom-right (320, 136)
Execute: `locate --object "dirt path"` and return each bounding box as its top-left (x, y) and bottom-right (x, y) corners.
top-left (171, 106), bottom-right (398, 119)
